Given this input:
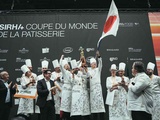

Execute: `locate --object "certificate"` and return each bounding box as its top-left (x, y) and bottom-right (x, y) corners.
top-left (105, 90), bottom-right (115, 106)
top-left (14, 85), bottom-right (37, 99)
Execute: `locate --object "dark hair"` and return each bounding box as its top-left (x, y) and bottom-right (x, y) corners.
top-left (43, 69), bottom-right (51, 74)
top-left (133, 61), bottom-right (145, 73)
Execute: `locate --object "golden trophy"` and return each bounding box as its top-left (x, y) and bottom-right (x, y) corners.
top-left (79, 46), bottom-right (87, 68)
top-left (79, 46), bottom-right (84, 57)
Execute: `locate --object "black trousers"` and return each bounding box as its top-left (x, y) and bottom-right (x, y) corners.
top-left (91, 113), bottom-right (104, 120)
top-left (72, 115), bottom-right (90, 120)
top-left (63, 112), bottom-right (72, 120)
top-left (55, 114), bottom-right (60, 120)
top-left (0, 103), bottom-right (11, 120)
top-left (82, 115), bottom-right (90, 120)
top-left (71, 115), bottom-right (81, 120)
top-left (39, 101), bottom-right (56, 120)
top-left (131, 111), bottom-right (152, 120)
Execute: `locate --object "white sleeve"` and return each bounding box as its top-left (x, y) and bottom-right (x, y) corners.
top-left (130, 77), bottom-right (149, 94)
top-left (98, 57), bottom-right (102, 72)
top-left (20, 77), bottom-right (27, 89)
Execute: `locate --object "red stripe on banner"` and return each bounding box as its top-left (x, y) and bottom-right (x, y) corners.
top-left (103, 16), bottom-right (117, 33)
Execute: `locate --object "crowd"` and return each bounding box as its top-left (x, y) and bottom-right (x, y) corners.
top-left (0, 50), bottom-right (160, 120)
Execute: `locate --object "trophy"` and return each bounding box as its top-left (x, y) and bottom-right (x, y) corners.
top-left (79, 47), bottom-right (89, 89)
top-left (78, 46), bottom-right (87, 68)
top-left (79, 46), bottom-right (84, 57)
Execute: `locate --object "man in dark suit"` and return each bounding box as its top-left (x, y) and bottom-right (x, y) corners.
top-left (36, 69), bottom-right (56, 120)
top-left (0, 71), bottom-right (17, 120)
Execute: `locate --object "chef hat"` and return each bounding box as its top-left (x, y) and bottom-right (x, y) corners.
top-left (64, 57), bottom-right (71, 62)
top-left (52, 59), bottom-right (60, 68)
top-left (21, 65), bottom-right (30, 74)
top-left (90, 58), bottom-right (96, 64)
top-left (147, 62), bottom-right (155, 70)
top-left (25, 59), bottom-right (32, 67)
top-left (62, 60), bottom-right (68, 67)
top-left (110, 64), bottom-right (117, 70)
top-left (41, 60), bottom-right (49, 68)
top-left (70, 59), bottom-right (78, 69)
top-left (119, 62), bottom-right (126, 71)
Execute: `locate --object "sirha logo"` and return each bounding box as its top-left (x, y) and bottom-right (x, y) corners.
top-left (0, 24), bottom-right (24, 30)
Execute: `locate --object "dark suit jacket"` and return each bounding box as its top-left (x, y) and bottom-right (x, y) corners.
top-left (0, 79), bottom-right (16, 107)
top-left (36, 79), bottom-right (55, 108)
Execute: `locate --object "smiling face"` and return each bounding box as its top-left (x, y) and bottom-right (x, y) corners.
top-left (1, 71), bottom-right (9, 81)
top-left (118, 70), bottom-right (125, 77)
top-left (64, 64), bottom-right (70, 70)
top-left (55, 67), bottom-right (61, 73)
top-left (25, 71), bottom-right (32, 77)
top-left (110, 69), bottom-right (117, 76)
top-left (90, 62), bottom-right (97, 69)
top-left (44, 70), bottom-right (51, 80)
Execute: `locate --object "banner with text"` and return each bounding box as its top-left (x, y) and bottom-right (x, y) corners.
top-left (0, 12), bottom-right (157, 114)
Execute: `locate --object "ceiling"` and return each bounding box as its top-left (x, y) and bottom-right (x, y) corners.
top-left (0, 0), bottom-right (160, 11)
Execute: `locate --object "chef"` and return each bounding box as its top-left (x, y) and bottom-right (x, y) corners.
top-left (37, 60), bottom-right (49, 81)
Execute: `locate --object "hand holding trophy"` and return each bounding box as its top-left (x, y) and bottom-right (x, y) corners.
top-left (79, 46), bottom-right (87, 68)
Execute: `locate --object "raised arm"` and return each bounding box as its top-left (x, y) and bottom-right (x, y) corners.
top-left (96, 50), bottom-right (102, 72)
top-left (59, 55), bottom-right (66, 76)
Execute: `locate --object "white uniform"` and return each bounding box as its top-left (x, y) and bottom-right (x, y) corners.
top-left (17, 76), bottom-right (40, 114)
top-left (51, 71), bottom-right (63, 114)
top-left (22, 72), bottom-right (38, 83)
top-left (150, 75), bottom-right (160, 120)
top-left (106, 76), bottom-right (131, 120)
top-left (37, 74), bottom-right (44, 81)
top-left (127, 72), bottom-right (153, 114)
top-left (70, 71), bottom-right (90, 116)
top-left (60, 63), bottom-right (72, 112)
top-left (88, 57), bottom-right (105, 113)
top-left (31, 73), bottom-right (38, 81)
